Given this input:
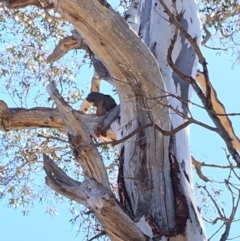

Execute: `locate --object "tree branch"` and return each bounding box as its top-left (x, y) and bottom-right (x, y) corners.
top-left (43, 154), bottom-right (146, 241)
top-left (201, 24), bottom-right (212, 46)
top-left (47, 81), bottom-right (110, 187)
top-left (0, 99), bottom-right (120, 141)
top-left (0, 100), bottom-right (65, 132)
top-left (160, 0), bottom-right (240, 165)
top-left (47, 32), bottom-right (85, 63)
top-left (3, 0), bottom-right (45, 9)
top-left (192, 156), bottom-right (210, 182)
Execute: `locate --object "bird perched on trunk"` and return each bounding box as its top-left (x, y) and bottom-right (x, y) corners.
top-left (80, 92), bottom-right (117, 116)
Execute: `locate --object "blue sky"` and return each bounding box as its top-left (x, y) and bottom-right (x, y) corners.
top-left (1, 1), bottom-right (240, 241)
top-left (1, 204), bottom-right (80, 241)
top-left (191, 48), bottom-right (240, 240)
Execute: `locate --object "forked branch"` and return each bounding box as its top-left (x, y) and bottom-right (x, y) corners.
top-left (43, 154), bottom-right (146, 241)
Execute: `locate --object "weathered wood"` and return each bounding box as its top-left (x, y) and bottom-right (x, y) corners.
top-left (43, 154), bottom-right (146, 241)
top-left (47, 30), bottom-right (88, 63)
top-left (0, 101), bottom-right (64, 131)
top-left (44, 0), bottom-right (175, 235)
top-left (0, 100), bottom-right (119, 138)
top-left (0, 0), bottom-right (209, 240)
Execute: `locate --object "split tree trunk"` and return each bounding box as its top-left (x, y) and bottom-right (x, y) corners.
top-left (116, 1), bottom-right (206, 240)
top-left (1, 0), bottom-right (207, 240)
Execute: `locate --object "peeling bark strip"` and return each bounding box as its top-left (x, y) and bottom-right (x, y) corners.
top-left (196, 72), bottom-right (240, 151)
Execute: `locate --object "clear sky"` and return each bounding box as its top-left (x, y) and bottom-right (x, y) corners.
top-left (1, 1), bottom-right (240, 241)
top-left (191, 48), bottom-right (240, 240)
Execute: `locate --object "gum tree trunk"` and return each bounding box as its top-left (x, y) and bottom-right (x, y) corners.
top-left (117, 1), bottom-right (206, 240)
top-left (1, 0), bottom-right (207, 240)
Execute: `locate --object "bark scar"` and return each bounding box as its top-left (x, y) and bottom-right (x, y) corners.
top-left (169, 152), bottom-right (189, 236)
top-left (117, 146), bottom-right (134, 219)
